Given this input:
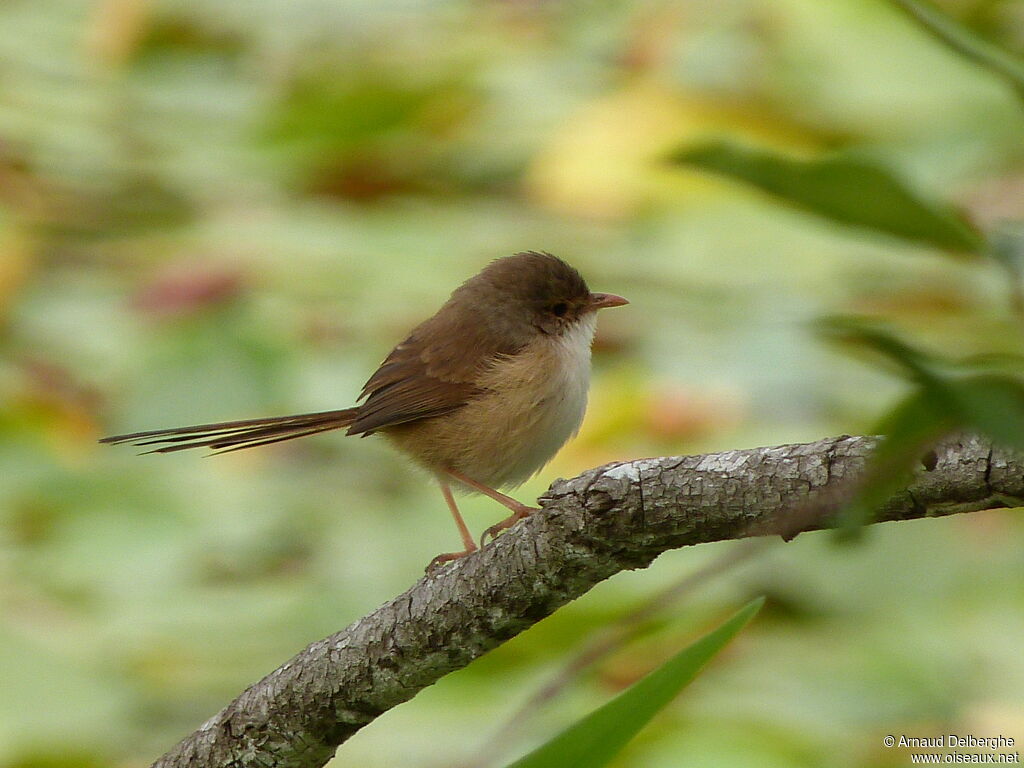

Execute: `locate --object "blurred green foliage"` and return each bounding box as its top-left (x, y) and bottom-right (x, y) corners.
top-left (673, 142), bottom-right (983, 252)
top-left (1, 0), bottom-right (1024, 767)
top-left (507, 599), bottom-right (763, 768)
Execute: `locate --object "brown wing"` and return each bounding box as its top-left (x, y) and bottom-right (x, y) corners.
top-left (346, 302), bottom-right (523, 436)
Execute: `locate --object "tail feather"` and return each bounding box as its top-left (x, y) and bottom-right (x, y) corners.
top-left (100, 408), bottom-right (358, 454)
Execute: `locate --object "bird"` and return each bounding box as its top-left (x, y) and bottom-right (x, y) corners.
top-left (101, 252), bottom-right (628, 569)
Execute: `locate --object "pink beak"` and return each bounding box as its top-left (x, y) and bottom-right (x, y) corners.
top-left (588, 292), bottom-right (629, 310)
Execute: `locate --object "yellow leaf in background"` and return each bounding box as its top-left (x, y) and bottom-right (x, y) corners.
top-left (0, 217), bottom-right (33, 324)
top-left (962, 702), bottom-right (1024, 747)
top-left (524, 78), bottom-right (830, 220)
top-left (9, 362), bottom-right (103, 465)
top-left (84, 0), bottom-right (150, 70)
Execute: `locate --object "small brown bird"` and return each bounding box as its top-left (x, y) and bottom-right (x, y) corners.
top-left (102, 252), bottom-right (627, 569)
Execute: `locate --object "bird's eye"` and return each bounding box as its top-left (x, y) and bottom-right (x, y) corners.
top-left (551, 302), bottom-right (568, 317)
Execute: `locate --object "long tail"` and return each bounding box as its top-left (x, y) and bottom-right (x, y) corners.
top-left (100, 408), bottom-right (359, 454)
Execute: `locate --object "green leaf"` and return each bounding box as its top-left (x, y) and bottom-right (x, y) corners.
top-left (826, 319), bottom-right (1024, 451)
top-left (819, 320), bottom-right (1014, 531)
top-left (836, 387), bottom-right (956, 536)
top-left (837, 373), bottom-right (1024, 533)
top-left (817, 316), bottom-right (945, 385)
top-left (505, 598), bottom-right (764, 768)
top-left (672, 141), bottom-right (983, 253)
top-left (944, 375), bottom-right (1024, 453)
top-left (889, 0), bottom-right (1024, 100)
top-left (822, 319), bottom-right (1024, 531)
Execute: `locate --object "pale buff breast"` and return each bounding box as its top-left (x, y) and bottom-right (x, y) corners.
top-left (383, 314), bottom-right (596, 489)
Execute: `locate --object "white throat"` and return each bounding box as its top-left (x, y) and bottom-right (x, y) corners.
top-left (553, 312), bottom-right (598, 387)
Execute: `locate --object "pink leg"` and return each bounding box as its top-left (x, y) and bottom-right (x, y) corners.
top-left (426, 477), bottom-right (479, 571)
top-left (443, 469), bottom-right (540, 546)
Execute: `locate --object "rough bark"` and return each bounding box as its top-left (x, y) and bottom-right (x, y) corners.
top-left (151, 433), bottom-right (1023, 768)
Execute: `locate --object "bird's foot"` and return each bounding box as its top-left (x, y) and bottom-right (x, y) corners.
top-left (425, 548), bottom-right (476, 573)
top-left (480, 505), bottom-right (539, 546)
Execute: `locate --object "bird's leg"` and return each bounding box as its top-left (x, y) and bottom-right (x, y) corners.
top-left (426, 476), bottom-right (479, 572)
top-left (443, 468), bottom-right (540, 546)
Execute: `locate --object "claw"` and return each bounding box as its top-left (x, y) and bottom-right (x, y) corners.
top-left (480, 506), bottom-right (539, 547)
top-left (425, 549), bottom-right (475, 573)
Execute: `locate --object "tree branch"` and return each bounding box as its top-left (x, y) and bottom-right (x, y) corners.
top-left (151, 433), bottom-right (1023, 768)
